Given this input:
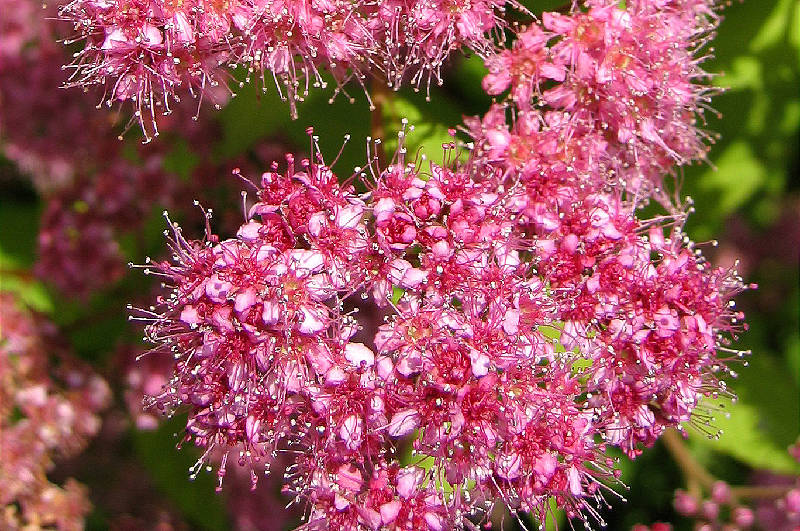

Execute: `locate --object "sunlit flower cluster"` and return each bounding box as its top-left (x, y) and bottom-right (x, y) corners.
top-left (482, 0), bottom-right (720, 201)
top-left (0, 0), bottom-right (755, 528)
top-left (137, 0), bottom-right (752, 512)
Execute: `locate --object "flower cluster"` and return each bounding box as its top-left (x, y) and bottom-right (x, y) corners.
top-left (674, 483), bottom-right (757, 530)
top-left (468, 0), bottom-right (745, 458)
top-left (139, 127), bottom-right (748, 531)
top-left (469, 107), bottom-right (749, 457)
top-left (129, 0), bottom-right (752, 528)
top-left (33, 149), bottom-right (178, 297)
top-left (139, 145), bottom-right (599, 527)
top-left (0, 1), bottom-right (174, 297)
top-left (370, 0), bottom-right (517, 90)
top-left (0, 293), bottom-right (110, 530)
top-left (58, 0), bottom-right (519, 134)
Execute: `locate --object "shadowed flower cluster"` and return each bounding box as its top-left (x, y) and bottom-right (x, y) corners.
top-left (0, 294), bottom-right (110, 530)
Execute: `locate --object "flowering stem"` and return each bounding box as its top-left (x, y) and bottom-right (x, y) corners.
top-left (0, 266), bottom-right (35, 281)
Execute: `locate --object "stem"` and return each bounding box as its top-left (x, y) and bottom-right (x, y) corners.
top-left (0, 266), bottom-right (35, 281)
top-left (370, 79), bottom-right (390, 168)
top-left (662, 429), bottom-right (717, 490)
top-left (731, 485), bottom-right (794, 499)
top-left (662, 428), bottom-right (795, 504)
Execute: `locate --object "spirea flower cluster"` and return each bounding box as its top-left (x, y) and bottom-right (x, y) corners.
top-left (0, 294), bottom-right (110, 530)
top-left (129, 0), bottom-right (754, 528)
top-left (59, 0), bottom-right (519, 136)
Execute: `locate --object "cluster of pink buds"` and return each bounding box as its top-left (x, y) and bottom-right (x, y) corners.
top-left (0, 293), bottom-right (110, 530)
top-left (130, 0), bottom-right (754, 528)
top-left (34, 151), bottom-right (177, 297)
top-left (1, 0), bottom-right (306, 299)
top-left (138, 130), bottom-right (748, 530)
top-left (674, 484), bottom-right (757, 531)
top-left (632, 523), bottom-right (673, 531)
top-left (671, 439), bottom-right (800, 531)
top-left (58, 0), bottom-right (520, 135)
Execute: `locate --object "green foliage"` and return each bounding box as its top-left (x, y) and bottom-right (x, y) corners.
top-left (692, 353), bottom-right (800, 474)
top-left (133, 417), bottom-right (228, 530)
top-left (0, 195), bottom-right (54, 312)
top-left (0, 197), bottom-right (39, 268)
top-left (217, 76), bottom-right (373, 175)
top-left (380, 91), bottom-right (462, 166)
top-left (684, 0), bottom-right (799, 237)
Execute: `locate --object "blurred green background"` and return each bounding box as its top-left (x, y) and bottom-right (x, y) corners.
top-left (0, 0), bottom-right (798, 529)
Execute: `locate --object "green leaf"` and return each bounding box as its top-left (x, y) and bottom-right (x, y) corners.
top-left (690, 354), bottom-right (800, 474)
top-left (380, 90), bottom-right (463, 166)
top-left (447, 55), bottom-right (493, 115)
top-left (749, 0), bottom-right (797, 53)
top-left (0, 196), bottom-right (53, 313)
top-left (132, 417), bottom-right (228, 530)
top-left (695, 141), bottom-right (770, 217)
top-left (0, 275), bottom-right (53, 314)
top-left (519, 0), bottom-right (567, 15)
top-left (0, 199), bottom-right (39, 269)
top-left (280, 84), bottom-right (372, 177)
top-left (215, 79), bottom-right (293, 161)
top-left (681, 0), bottom-right (799, 238)
top-left (391, 286), bottom-right (405, 305)
top-left (216, 72), bottom-right (373, 174)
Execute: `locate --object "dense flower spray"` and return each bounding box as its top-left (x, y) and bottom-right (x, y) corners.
top-left (137, 124), bottom-right (750, 526)
top-left (44, 0), bottom-right (750, 528)
top-left (1, 0), bottom-right (300, 299)
top-left (132, 0), bottom-right (757, 509)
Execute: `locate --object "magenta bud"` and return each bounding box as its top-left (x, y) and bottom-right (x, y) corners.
top-left (701, 500), bottom-right (719, 521)
top-left (674, 490), bottom-right (699, 516)
top-left (711, 481), bottom-right (731, 504)
top-left (732, 507), bottom-right (754, 528)
top-left (786, 489), bottom-right (800, 513)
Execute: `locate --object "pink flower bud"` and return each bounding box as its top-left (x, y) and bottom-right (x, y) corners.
top-left (388, 409), bottom-right (420, 437)
top-left (336, 464), bottom-right (363, 492)
top-left (345, 343), bottom-right (375, 368)
top-left (674, 490), bottom-right (698, 516)
top-left (339, 415), bottom-right (364, 450)
top-left (701, 500), bottom-right (719, 521)
top-left (710, 481), bottom-right (731, 504)
top-left (785, 489), bottom-right (800, 513)
top-left (396, 467), bottom-right (423, 499)
top-left (380, 500), bottom-right (402, 524)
